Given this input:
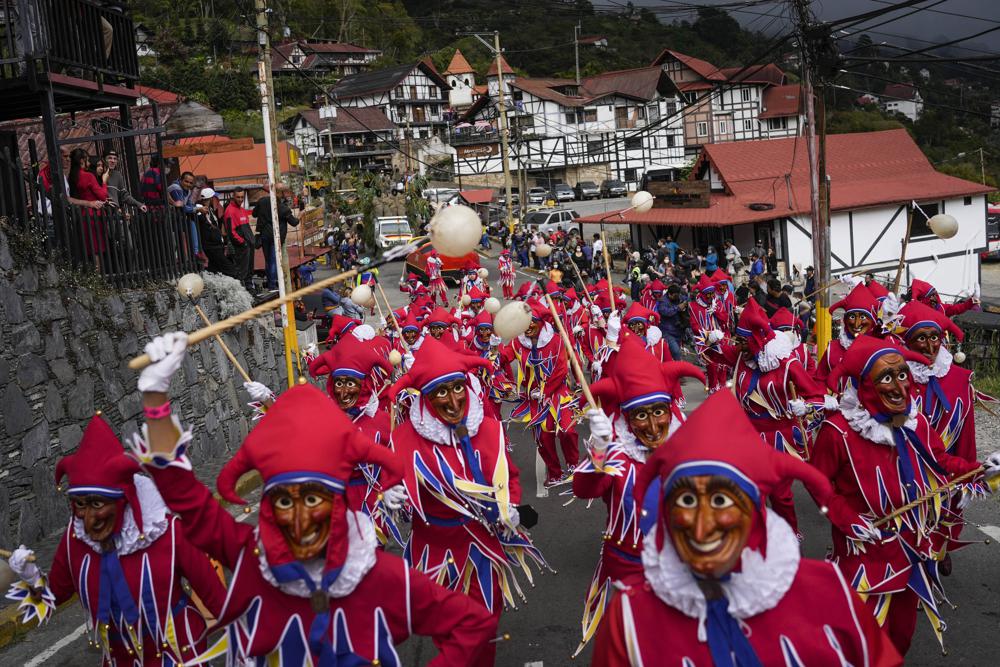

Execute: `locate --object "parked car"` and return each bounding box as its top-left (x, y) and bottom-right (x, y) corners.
top-left (405, 241), bottom-right (481, 286)
top-left (574, 181), bottom-right (600, 200)
top-left (527, 187), bottom-right (548, 204)
top-left (376, 216), bottom-right (414, 249)
top-left (600, 179), bottom-right (627, 198)
top-left (497, 190), bottom-right (520, 206)
top-left (552, 183), bottom-right (575, 202)
top-left (523, 208), bottom-right (581, 235)
top-left (983, 204), bottom-right (1000, 260)
top-left (423, 187), bottom-right (460, 204)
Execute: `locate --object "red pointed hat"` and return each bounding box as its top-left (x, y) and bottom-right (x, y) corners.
top-left (425, 306), bottom-right (459, 328)
top-left (710, 268), bottom-right (732, 284)
top-left (466, 286), bottom-right (488, 303)
top-left (463, 258), bottom-right (481, 271)
top-left (405, 272), bottom-right (421, 282)
top-left (515, 281), bottom-right (539, 300)
top-left (326, 315), bottom-right (360, 339)
top-left (909, 278), bottom-right (936, 302)
top-left (471, 310), bottom-right (494, 329)
top-left (412, 283), bottom-right (430, 295)
top-left (594, 289), bottom-right (627, 312)
top-left (647, 279), bottom-right (667, 293)
top-left (591, 334), bottom-right (704, 414)
top-left (56, 415), bottom-right (143, 533)
top-left (695, 274), bottom-right (717, 293)
top-left (830, 283), bottom-right (877, 317)
top-left (896, 300), bottom-right (964, 342)
top-left (389, 335), bottom-right (492, 399)
top-left (768, 306), bottom-right (798, 331)
top-left (399, 309), bottom-right (424, 332)
top-left (564, 287), bottom-right (579, 302)
top-left (734, 298), bottom-right (774, 355)
top-left (217, 384), bottom-right (403, 587)
top-left (623, 302), bottom-right (659, 326)
top-left (321, 334), bottom-right (392, 381)
top-left (825, 334), bottom-right (929, 398)
top-left (527, 298), bottom-right (553, 322)
top-left (633, 391), bottom-right (834, 546)
top-left (544, 280), bottom-right (564, 298)
top-left (865, 279), bottom-right (890, 300)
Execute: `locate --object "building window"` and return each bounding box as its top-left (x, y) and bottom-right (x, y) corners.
top-left (964, 196), bottom-right (973, 205)
top-left (624, 136), bottom-right (642, 150)
top-left (430, 104), bottom-right (440, 115)
top-left (666, 134), bottom-right (676, 148)
top-left (565, 112), bottom-right (578, 125)
top-left (696, 121), bottom-right (709, 137)
top-left (512, 91), bottom-right (523, 102)
top-left (683, 92), bottom-right (699, 105)
top-left (741, 88), bottom-right (752, 102)
top-left (583, 109), bottom-right (598, 122)
top-left (718, 121), bottom-right (728, 134)
top-left (743, 119), bottom-right (754, 131)
top-left (666, 102), bottom-right (677, 116)
top-left (587, 139), bottom-right (603, 155)
top-left (410, 85), bottom-right (417, 99)
top-left (624, 168), bottom-right (638, 181)
top-left (766, 117), bottom-right (787, 131)
top-left (648, 104), bottom-right (660, 122)
top-left (911, 202), bottom-right (939, 237)
top-left (395, 86), bottom-right (404, 98)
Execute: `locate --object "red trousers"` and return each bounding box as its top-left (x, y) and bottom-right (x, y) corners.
top-left (706, 360), bottom-right (728, 392)
top-left (868, 587), bottom-right (919, 657)
top-left (536, 427), bottom-right (579, 481)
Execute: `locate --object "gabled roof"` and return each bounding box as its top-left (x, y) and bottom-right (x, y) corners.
top-left (444, 49), bottom-right (475, 75)
top-left (650, 49), bottom-right (726, 81)
top-left (137, 85), bottom-right (180, 104)
top-left (487, 55), bottom-right (515, 77)
top-left (296, 106), bottom-right (396, 134)
top-left (179, 140), bottom-right (302, 185)
top-left (578, 35), bottom-right (607, 45)
top-left (508, 77), bottom-right (587, 107)
top-left (459, 189), bottom-right (494, 204)
top-left (758, 84), bottom-right (802, 119)
top-left (582, 66), bottom-right (674, 102)
top-left (272, 41), bottom-right (380, 70)
top-left (578, 130), bottom-right (993, 227)
top-left (331, 61), bottom-right (448, 100)
top-left (882, 83), bottom-right (919, 101)
top-left (718, 63), bottom-right (785, 86)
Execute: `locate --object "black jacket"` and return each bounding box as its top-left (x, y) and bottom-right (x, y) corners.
top-left (253, 196), bottom-right (299, 243)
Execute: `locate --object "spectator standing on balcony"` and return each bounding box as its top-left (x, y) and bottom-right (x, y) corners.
top-left (223, 190), bottom-right (255, 289)
top-left (37, 149), bottom-right (103, 215)
top-left (68, 147), bottom-right (109, 258)
top-left (253, 182), bottom-right (299, 290)
top-left (168, 171), bottom-right (207, 266)
top-left (139, 155), bottom-right (164, 207)
top-left (196, 188), bottom-right (239, 279)
top-left (101, 150), bottom-right (147, 213)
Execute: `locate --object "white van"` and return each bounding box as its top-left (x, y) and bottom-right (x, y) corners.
top-left (376, 216), bottom-right (414, 249)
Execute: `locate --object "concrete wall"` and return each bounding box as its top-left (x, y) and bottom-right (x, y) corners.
top-left (0, 228), bottom-right (288, 546)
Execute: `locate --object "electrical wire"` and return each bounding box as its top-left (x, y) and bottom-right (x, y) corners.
top-left (830, 81), bottom-right (992, 120)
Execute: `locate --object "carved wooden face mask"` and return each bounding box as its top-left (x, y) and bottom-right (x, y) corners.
top-left (332, 376), bottom-right (361, 410)
top-left (269, 483), bottom-right (335, 561)
top-left (666, 475), bottom-right (754, 579)
top-left (627, 401), bottom-right (672, 450)
top-left (72, 495), bottom-right (122, 545)
top-left (427, 378), bottom-right (467, 425)
top-left (905, 326), bottom-right (941, 363)
top-left (867, 352), bottom-right (911, 415)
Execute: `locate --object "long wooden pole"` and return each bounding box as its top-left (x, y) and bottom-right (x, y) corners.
top-left (376, 282), bottom-right (410, 352)
top-left (0, 548), bottom-right (35, 561)
top-left (193, 303), bottom-right (252, 383)
top-left (787, 382), bottom-right (810, 460)
top-left (600, 231), bottom-right (614, 313)
top-left (543, 292), bottom-right (596, 410)
top-left (892, 205), bottom-right (915, 294)
top-left (873, 467), bottom-right (983, 528)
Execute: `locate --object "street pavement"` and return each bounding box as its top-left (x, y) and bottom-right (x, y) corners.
top-left (4, 258), bottom-right (1000, 665)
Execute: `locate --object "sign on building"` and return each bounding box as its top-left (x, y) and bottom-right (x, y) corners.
top-left (456, 143), bottom-right (499, 159)
top-left (649, 180), bottom-right (710, 208)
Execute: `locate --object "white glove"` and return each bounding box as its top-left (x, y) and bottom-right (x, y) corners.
top-left (571, 324), bottom-right (583, 336)
top-left (590, 304), bottom-right (602, 318)
top-left (789, 398), bottom-right (808, 417)
top-left (138, 333), bottom-right (189, 393)
top-left (591, 360), bottom-right (603, 380)
top-left (243, 381), bottom-right (273, 403)
top-left (824, 394), bottom-right (840, 412)
top-left (956, 489), bottom-right (974, 511)
top-left (304, 342), bottom-right (318, 357)
top-left (351, 324), bottom-right (376, 341)
top-left (8, 546), bottom-right (41, 585)
top-left (529, 389), bottom-right (542, 400)
top-left (983, 452), bottom-right (1000, 479)
top-left (839, 274), bottom-right (862, 287)
top-left (706, 330), bottom-right (724, 344)
top-left (403, 351), bottom-right (415, 370)
top-left (382, 484), bottom-right (408, 511)
top-left (606, 312), bottom-right (621, 343)
top-left (489, 334), bottom-right (502, 347)
top-left (378, 317), bottom-right (387, 330)
top-left (502, 504), bottom-right (521, 531)
top-left (586, 408), bottom-right (613, 449)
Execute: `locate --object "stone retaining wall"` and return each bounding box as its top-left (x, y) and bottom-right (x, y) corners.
top-left (0, 228), bottom-right (288, 546)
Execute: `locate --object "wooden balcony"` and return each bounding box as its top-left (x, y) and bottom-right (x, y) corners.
top-left (0, 0), bottom-right (140, 121)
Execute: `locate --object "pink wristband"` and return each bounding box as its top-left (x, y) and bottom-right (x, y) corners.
top-left (143, 401), bottom-right (172, 420)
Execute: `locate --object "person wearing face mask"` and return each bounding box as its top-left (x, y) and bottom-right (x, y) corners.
top-left (5, 414), bottom-right (226, 665)
top-left (571, 335), bottom-right (705, 655)
top-left (389, 336), bottom-right (548, 666)
top-left (769, 306), bottom-right (816, 374)
top-left (721, 300), bottom-right (834, 536)
top-left (457, 285), bottom-right (488, 337)
top-left (464, 311), bottom-right (512, 441)
top-left (426, 249), bottom-right (448, 306)
top-left (132, 334), bottom-right (497, 664)
top-left (812, 335), bottom-right (1000, 656)
top-left (592, 391), bottom-right (903, 666)
top-left (500, 299), bottom-right (582, 487)
top-left (815, 283), bottom-right (880, 392)
top-left (689, 274), bottom-right (729, 393)
top-left (498, 248), bottom-right (516, 299)
top-left (909, 278), bottom-right (979, 317)
top-left (423, 306), bottom-right (465, 351)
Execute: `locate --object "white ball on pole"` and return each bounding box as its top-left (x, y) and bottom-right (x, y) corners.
top-left (176, 273), bottom-right (205, 299)
top-left (535, 243), bottom-right (553, 258)
top-left (478, 267), bottom-right (489, 279)
top-left (631, 190), bottom-right (655, 214)
top-left (928, 213), bottom-right (958, 239)
top-left (484, 297), bottom-right (502, 314)
top-left (351, 284), bottom-right (375, 308)
top-left (388, 349), bottom-right (403, 366)
top-left (493, 302), bottom-right (533, 341)
top-left (429, 204), bottom-right (483, 256)
top-left (461, 294), bottom-right (472, 307)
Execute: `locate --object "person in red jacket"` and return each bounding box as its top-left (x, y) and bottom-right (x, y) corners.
top-left (909, 278), bottom-right (978, 317)
top-left (770, 305), bottom-right (816, 374)
top-left (131, 333), bottom-right (497, 665)
top-left (815, 282), bottom-right (879, 391)
top-left (67, 147), bottom-right (110, 256)
top-left (389, 336), bottom-right (548, 666)
top-left (571, 334), bottom-right (705, 655)
top-left (592, 391), bottom-right (903, 667)
top-left (5, 414), bottom-right (226, 665)
top-left (222, 189), bottom-right (255, 288)
top-left (811, 335), bottom-right (1000, 656)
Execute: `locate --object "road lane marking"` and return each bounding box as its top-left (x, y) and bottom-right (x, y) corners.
top-left (24, 623), bottom-right (86, 667)
top-left (525, 662), bottom-right (544, 667)
top-left (978, 525), bottom-right (1000, 542)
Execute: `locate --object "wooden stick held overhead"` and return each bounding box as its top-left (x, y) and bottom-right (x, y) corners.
top-left (873, 467), bottom-right (984, 528)
top-left (600, 231), bottom-right (614, 314)
top-left (376, 282), bottom-right (410, 352)
top-left (193, 304), bottom-right (252, 383)
top-left (541, 290), bottom-right (597, 411)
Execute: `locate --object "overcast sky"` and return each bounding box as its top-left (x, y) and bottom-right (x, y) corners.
top-left (647, 0), bottom-right (1000, 53)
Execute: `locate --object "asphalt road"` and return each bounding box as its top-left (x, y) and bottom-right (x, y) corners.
top-left (4, 259), bottom-right (1000, 666)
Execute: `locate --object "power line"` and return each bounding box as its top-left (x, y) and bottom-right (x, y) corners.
top-left (864, 0), bottom-right (1000, 25)
top-left (831, 80), bottom-right (992, 120)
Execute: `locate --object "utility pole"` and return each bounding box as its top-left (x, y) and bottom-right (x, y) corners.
top-left (792, 0), bottom-right (832, 359)
top-left (574, 22), bottom-right (581, 85)
top-left (256, 0), bottom-right (298, 387)
top-left (979, 146), bottom-right (986, 185)
top-left (494, 31), bottom-right (515, 234)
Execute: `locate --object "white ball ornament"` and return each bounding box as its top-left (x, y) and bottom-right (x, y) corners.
top-left (388, 349), bottom-right (403, 366)
top-left (535, 243), bottom-right (553, 258)
top-left (484, 297), bottom-right (502, 314)
top-left (429, 205), bottom-right (482, 257)
top-left (631, 190), bottom-right (654, 214)
top-left (954, 350), bottom-right (966, 364)
top-left (478, 267), bottom-right (489, 279)
top-left (176, 273), bottom-right (205, 299)
top-left (927, 213), bottom-right (958, 239)
top-left (493, 302), bottom-right (533, 341)
top-left (351, 284), bottom-right (375, 308)
top-left (461, 294), bottom-right (472, 307)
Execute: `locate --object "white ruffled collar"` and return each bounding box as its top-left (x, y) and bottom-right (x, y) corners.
top-left (907, 346), bottom-right (953, 384)
top-left (518, 322), bottom-right (554, 349)
top-left (838, 383), bottom-right (916, 446)
top-left (408, 374), bottom-right (485, 446)
top-left (755, 333), bottom-right (793, 373)
top-left (838, 329), bottom-right (856, 350)
top-left (641, 511), bottom-right (800, 631)
top-left (645, 326), bottom-right (663, 347)
top-left (256, 510), bottom-right (377, 599)
top-left (72, 475), bottom-right (170, 556)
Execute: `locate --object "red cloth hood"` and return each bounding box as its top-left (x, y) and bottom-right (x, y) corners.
top-left (896, 300), bottom-right (964, 342)
top-left (590, 334), bottom-right (704, 414)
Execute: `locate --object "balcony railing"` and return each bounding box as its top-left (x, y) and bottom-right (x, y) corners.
top-left (0, 0), bottom-right (139, 84)
top-left (450, 129), bottom-right (500, 146)
top-left (329, 141), bottom-right (394, 156)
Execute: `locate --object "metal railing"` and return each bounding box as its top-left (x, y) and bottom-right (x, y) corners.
top-left (0, 0), bottom-right (139, 83)
top-left (449, 129), bottom-right (500, 146)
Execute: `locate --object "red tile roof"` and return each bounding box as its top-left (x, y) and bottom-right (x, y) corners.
top-left (758, 84), bottom-right (801, 119)
top-left (578, 129), bottom-right (993, 227)
top-left (179, 140), bottom-right (303, 186)
top-left (882, 83), bottom-right (919, 101)
top-left (582, 66), bottom-right (670, 102)
top-left (718, 63), bottom-right (785, 86)
top-left (650, 49), bottom-right (726, 81)
top-left (444, 49), bottom-right (475, 75)
top-left (460, 189), bottom-right (494, 204)
top-left (298, 106), bottom-right (396, 134)
top-left (138, 85), bottom-right (180, 104)
top-left (487, 55), bottom-right (514, 77)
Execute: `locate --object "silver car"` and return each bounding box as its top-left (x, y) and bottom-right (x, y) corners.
top-left (527, 187), bottom-right (548, 204)
top-left (552, 183), bottom-right (575, 202)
